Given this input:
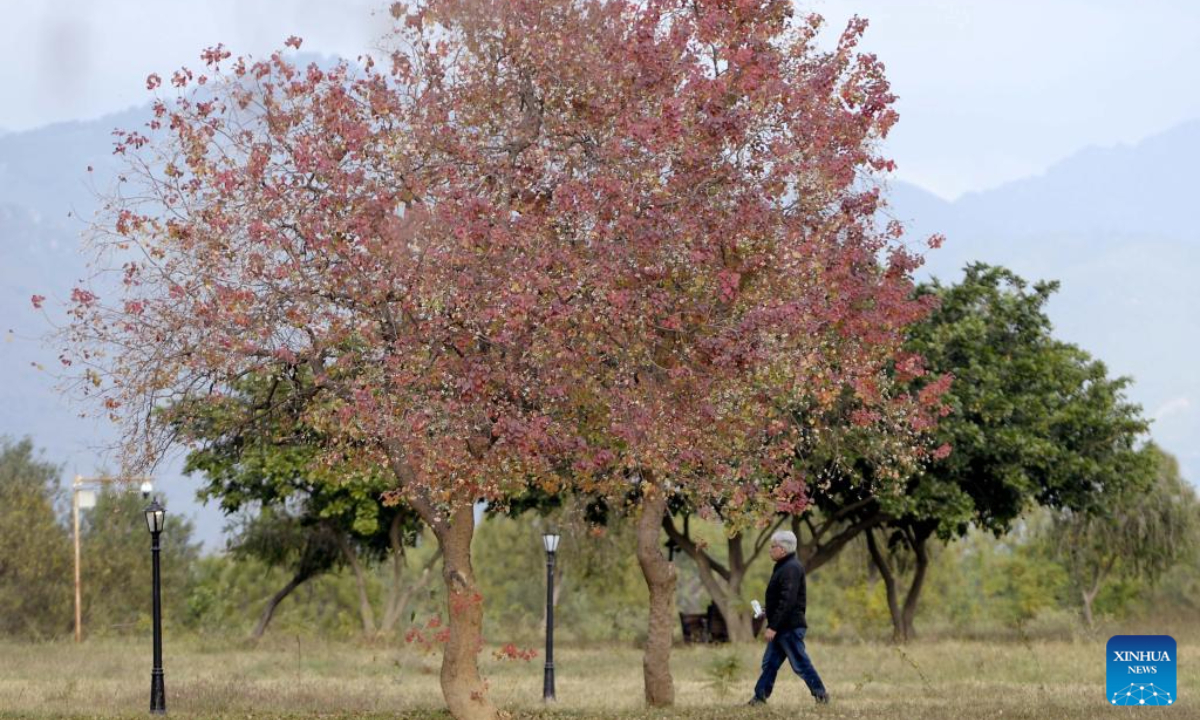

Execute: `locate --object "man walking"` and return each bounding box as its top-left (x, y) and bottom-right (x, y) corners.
top-left (749, 530), bottom-right (829, 705)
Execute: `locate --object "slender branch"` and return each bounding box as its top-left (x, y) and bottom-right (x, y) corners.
top-left (747, 515), bottom-right (788, 567)
top-left (802, 511), bottom-right (885, 573)
top-left (662, 514), bottom-right (730, 582)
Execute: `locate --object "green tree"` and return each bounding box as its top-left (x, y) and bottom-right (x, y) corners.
top-left (783, 265), bottom-right (1150, 641)
top-left (80, 487), bottom-right (200, 636)
top-left (1050, 443), bottom-right (1198, 627)
top-left (663, 382), bottom-right (933, 643)
top-left (867, 265), bottom-right (1152, 641)
top-left (181, 375), bottom-right (437, 640)
top-left (0, 437), bottom-right (71, 639)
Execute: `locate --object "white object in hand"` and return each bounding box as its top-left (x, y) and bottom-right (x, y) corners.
top-left (751, 600), bottom-right (764, 618)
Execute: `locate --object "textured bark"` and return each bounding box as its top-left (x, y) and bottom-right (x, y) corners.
top-left (1081, 588), bottom-right (1097, 629)
top-left (710, 570), bottom-right (753, 643)
top-left (435, 505), bottom-right (498, 720)
top-left (637, 489), bottom-right (677, 706)
top-left (865, 529), bottom-right (905, 643)
top-left (900, 536), bottom-right (929, 642)
top-left (251, 571), bottom-right (311, 639)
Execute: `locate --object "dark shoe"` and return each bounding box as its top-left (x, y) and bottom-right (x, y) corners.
top-left (747, 697), bottom-right (767, 706)
top-left (815, 692), bottom-right (831, 704)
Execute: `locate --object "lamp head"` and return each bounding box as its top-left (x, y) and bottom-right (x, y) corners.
top-left (140, 481), bottom-right (153, 499)
top-left (542, 529), bottom-right (561, 554)
top-left (144, 497), bottom-right (166, 535)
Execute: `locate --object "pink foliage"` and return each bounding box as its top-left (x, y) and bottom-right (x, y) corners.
top-left (56, 0), bottom-right (946, 525)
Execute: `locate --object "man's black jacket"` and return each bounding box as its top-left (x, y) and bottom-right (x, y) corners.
top-left (765, 553), bottom-right (807, 632)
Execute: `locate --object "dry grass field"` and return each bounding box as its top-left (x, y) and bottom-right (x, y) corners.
top-left (1, 631), bottom-right (1196, 719)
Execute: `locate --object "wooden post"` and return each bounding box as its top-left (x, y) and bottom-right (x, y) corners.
top-left (71, 474), bottom-right (153, 644)
top-left (73, 475), bottom-right (82, 643)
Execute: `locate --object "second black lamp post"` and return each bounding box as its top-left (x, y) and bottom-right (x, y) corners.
top-left (542, 530), bottom-right (560, 702)
top-left (144, 497), bottom-right (166, 715)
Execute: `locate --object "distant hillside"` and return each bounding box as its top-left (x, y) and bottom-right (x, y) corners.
top-left (0, 106), bottom-right (227, 549)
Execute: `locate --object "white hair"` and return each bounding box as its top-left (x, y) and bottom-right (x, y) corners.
top-left (771, 530), bottom-right (797, 554)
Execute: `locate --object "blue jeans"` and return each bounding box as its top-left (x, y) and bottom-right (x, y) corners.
top-left (753, 627), bottom-right (827, 701)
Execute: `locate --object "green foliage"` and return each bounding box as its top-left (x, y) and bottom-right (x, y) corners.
top-left (1046, 443), bottom-right (1199, 620)
top-left (803, 538), bottom-right (891, 636)
top-left (80, 487), bottom-right (201, 636)
top-left (181, 375), bottom-right (419, 565)
top-left (979, 549), bottom-right (1067, 626)
top-left (179, 374), bottom-right (427, 638)
top-left (0, 437), bottom-right (71, 639)
top-left (182, 554), bottom-right (370, 638)
top-left (902, 263), bottom-right (1151, 538)
top-left (473, 510), bottom-right (648, 644)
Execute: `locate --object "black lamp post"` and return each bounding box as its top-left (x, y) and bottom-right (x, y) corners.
top-left (542, 530), bottom-right (560, 702)
top-left (144, 497), bottom-right (166, 715)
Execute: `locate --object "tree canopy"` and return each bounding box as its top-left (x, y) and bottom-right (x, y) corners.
top-left (1050, 443), bottom-right (1198, 627)
top-left (0, 437), bottom-right (71, 639)
top-left (181, 375), bottom-right (435, 639)
top-left (843, 264), bottom-right (1151, 640)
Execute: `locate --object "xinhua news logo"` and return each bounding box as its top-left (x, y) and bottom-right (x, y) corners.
top-left (1107, 635), bottom-right (1177, 707)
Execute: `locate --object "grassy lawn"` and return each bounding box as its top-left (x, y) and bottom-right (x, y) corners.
top-left (0, 633), bottom-right (1194, 718)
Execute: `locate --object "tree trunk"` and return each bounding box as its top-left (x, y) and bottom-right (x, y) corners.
top-left (379, 515), bottom-right (443, 637)
top-left (1081, 588), bottom-right (1097, 629)
top-left (702, 539), bottom-right (753, 643)
top-left (337, 533), bottom-right (377, 638)
top-left (636, 488), bottom-right (676, 707)
top-left (381, 546), bottom-right (442, 636)
top-left (900, 536), bottom-right (929, 642)
top-left (663, 517), bottom-right (780, 644)
top-left (252, 571), bottom-right (310, 639)
top-left (676, 536), bottom-right (750, 643)
top-left (435, 505), bottom-right (498, 720)
top-left (866, 528), bottom-right (930, 643)
top-left (1079, 556), bottom-right (1113, 629)
top-left (380, 514), bottom-right (406, 636)
top-left (865, 529), bottom-right (905, 643)
top-left (709, 568), bottom-right (754, 643)
top-left (720, 535), bottom-right (754, 642)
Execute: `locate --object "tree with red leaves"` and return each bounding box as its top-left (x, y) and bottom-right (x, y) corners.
top-left (55, 1), bottom-right (942, 716)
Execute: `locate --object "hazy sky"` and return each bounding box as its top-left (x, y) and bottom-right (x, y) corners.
top-left (2, 0), bottom-right (1199, 199)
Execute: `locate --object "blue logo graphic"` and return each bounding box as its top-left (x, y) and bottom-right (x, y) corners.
top-left (1107, 635), bottom-right (1176, 706)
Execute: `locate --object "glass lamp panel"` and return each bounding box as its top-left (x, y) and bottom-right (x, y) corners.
top-left (145, 500), bottom-right (166, 534)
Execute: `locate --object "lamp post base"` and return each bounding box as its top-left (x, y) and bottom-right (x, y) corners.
top-left (543, 662), bottom-right (555, 702)
top-left (150, 668), bottom-right (166, 714)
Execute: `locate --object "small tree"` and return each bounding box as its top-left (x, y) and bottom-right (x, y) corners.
top-left (79, 487), bottom-right (200, 635)
top-left (0, 437), bottom-right (71, 639)
top-left (181, 376), bottom-right (439, 640)
top-left (664, 382), bottom-right (935, 643)
top-left (1052, 444), bottom-right (1198, 628)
